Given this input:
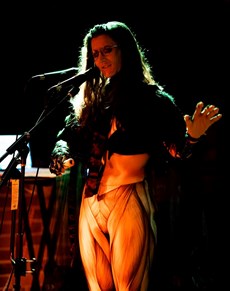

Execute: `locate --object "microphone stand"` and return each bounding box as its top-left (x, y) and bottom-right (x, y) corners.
top-left (12, 147), bottom-right (29, 291)
top-left (0, 85), bottom-right (80, 290)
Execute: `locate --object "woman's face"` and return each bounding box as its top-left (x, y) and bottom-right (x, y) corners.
top-left (91, 34), bottom-right (121, 78)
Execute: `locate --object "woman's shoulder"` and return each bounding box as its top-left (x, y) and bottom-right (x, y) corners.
top-left (139, 84), bottom-right (176, 111)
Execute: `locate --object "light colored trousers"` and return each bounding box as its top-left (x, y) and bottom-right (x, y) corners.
top-left (79, 180), bottom-right (156, 291)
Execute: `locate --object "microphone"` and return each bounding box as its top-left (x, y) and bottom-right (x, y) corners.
top-left (30, 67), bottom-right (78, 81)
top-left (47, 67), bottom-right (96, 94)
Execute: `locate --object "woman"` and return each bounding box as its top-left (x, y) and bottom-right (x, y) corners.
top-left (49, 21), bottom-right (222, 290)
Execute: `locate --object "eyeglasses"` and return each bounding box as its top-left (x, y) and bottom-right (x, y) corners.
top-left (92, 45), bottom-right (118, 59)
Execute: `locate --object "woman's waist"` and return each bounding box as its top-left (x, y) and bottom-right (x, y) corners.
top-left (98, 173), bottom-right (145, 195)
top-left (98, 152), bottom-right (149, 194)
top-left (98, 171), bottom-right (145, 195)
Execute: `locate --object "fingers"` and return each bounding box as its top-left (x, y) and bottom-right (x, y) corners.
top-left (209, 113), bottom-right (223, 123)
top-left (196, 101), bottom-right (204, 109)
top-left (192, 101), bottom-right (204, 120)
top-left (49, 156), bottom-right (74, 176)
top-left (184, 114), bottom-right (192, 129)
top-left (184, 114), bottom-right (190, 122)
top-left (201, 104), bottom-right (222, 123)
top-left (203, 106), bottom-right (219, 116)
top-left (63, 158), bottom-right (75, 170)
top-left (201, 104), bottom-right (215, 115)
top-left (184, 101), bottom-right (222, 139)
top-left (195, 101), bottom-right (222, 120)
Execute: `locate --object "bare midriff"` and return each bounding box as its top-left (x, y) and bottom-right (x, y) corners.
top-left (98, 151), bottom-right (150, 195)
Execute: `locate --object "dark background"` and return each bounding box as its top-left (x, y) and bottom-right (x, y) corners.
top-left (0, 0), bottom-right (228, 290)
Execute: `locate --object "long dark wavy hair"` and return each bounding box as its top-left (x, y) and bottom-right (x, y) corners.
top-left (71, 21), bottom-right (159, 129)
